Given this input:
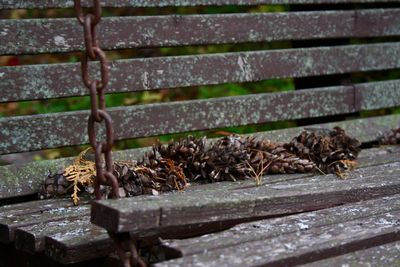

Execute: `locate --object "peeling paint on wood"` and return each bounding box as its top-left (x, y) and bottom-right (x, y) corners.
top-left (1, 43), bottom-right (400, 102)
top-left (1, 9), bottom-right (399, 55)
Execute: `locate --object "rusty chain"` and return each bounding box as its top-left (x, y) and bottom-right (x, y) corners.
top-left (74, 1), bottom-right (145, 266)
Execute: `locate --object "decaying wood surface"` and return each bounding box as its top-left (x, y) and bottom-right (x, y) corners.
top-left (303, 241), bottom-right (400, 267)
top-left (91, 160), bottom-right (400, 232)
top-left (162, 194), bottom-right (400, 257)
top-left (2, 9), bottom-right (399, 55)
top-left (156, 210), bottom-right (400, 267)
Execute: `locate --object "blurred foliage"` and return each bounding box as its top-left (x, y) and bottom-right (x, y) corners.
top-left (0, 5), bottom-right (399, 164)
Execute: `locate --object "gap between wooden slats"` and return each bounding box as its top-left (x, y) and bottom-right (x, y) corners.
top-left (1, 9), bottom-right (399, 55)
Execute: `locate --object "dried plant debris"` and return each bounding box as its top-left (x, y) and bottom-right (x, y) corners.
top-left (379, 127), bottom-right (400, 145)
top-left (284, 127), bottom-right (361, 178)
top-left (40, 127), bottom-right (362, 204)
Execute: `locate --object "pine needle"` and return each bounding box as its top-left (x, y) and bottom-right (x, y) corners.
top-left (64, 147), bottom-right (96, 205)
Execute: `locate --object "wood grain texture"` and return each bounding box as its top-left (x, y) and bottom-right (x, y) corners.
top-left (2, 80), bottom-right (400, 154)
top-left (91, 161), bottom-right (400, 232)
top-left (2, 43), bottom-right (400, 102)
top-left (0, 202), bottom-right (90, 244)
top-left (0, 0), bottom-right (394, 9)
top-left (162, 194), bottom-right (400, 257)
top-left (155, 210), bottom-right (400, 267)
top-left (1, 114), bottom-right (399, 200)
top-left (303, 241), bottom-right (400, 267)
top-left (2, 9), bottom-right (399, 55)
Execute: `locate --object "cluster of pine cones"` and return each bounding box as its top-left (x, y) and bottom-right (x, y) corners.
top-left (41, 127), bottom-right (364, 201)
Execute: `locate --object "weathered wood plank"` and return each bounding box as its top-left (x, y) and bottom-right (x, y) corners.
top-left (155, 210), bottom-right (400, 267)
top-left (303, 241), bottom-right (400, 267)
top-left (0, 0), bottom-right (394, 9)
top-left (36, 158), bottom-right (400, 263)
top-left (0, 203), bottom-right (90, 244)
top-left (2, 9), bottom-right (399, 55)
top-left (42, 193), bottom-right (400, 264)
top-left (2, 80), bottom-right (400, 154)
top-left (1, 114), bottom-right (399, 200)
top-left (10, 150), bottom-right (400, 260)
top-left (91, 161), bottom-right (400, 232)
top-left (0, 85), bottom-right (354, 154)
top-left (44, 223), bottom-right (113, 264)
top-left (14, 215), bottom-right (93, 254)
top-left (2, 43), bottom-right (400, 102)
top-left (162, 194), bottom-right (400, 257)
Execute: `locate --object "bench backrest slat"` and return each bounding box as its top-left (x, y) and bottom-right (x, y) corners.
top-left (1, 80), bottom-right (399, 154)
top-left (1, 42), bottom-right (399, 103)
top-left (1, 2), bottom-right (399, 156)
top-left (0, 0), bottom-right (395, 9)
top-left (2, 9), bottom-right (399, 55)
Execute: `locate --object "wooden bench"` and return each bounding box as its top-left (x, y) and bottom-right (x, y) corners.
top-left (1, 1), bottom-right (400, 266)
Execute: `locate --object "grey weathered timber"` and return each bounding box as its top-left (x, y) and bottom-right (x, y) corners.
top-left (2, 43), bottom-right (400, 102)
top-left (44, 223), bottom-right (113, 264)
top-left (303, 241), bottom-right (400, 267)
top-left (162, 194), bottom-right (400, 257)
top-left (14, 215), bottom-right (94, 254)
top-left (91, 161), bottom-right (400, 232)
top-left (2, 9), bottom-right (399, 55)
top-left (43, 193), bottom-right (400, 264)
top-left (0, 202), bottom-right (90, 243)
top-left (2, 80), bottom-right (400, 154)
top-left (155, 211), bottom-right (400, 267)
top-left (0, 0), bottom-right (394, 9)
top-left (13, 147), bottom-right (398, 261)
top-left (1, 114), bottom-right (399, 200)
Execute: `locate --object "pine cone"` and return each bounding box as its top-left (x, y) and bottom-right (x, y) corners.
top-left (284, 127), bottom-right (361, 175)
top-left (39, 171), bottom-right (73, 199)
top-left (243, 137), bottom-right (315, 175)
top-left (154, 136), bottom-right (206, 180)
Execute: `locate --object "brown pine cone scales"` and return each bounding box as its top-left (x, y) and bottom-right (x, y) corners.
top-left (153, 136), bottom-right (206, 180)
top-left (41, 127), bottom-right (362, 204)
top-left (284, 127), bottom-right (361, 177)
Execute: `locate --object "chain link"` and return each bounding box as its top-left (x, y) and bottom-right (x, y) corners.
top-left (74, 1), bottom-right (144, 266)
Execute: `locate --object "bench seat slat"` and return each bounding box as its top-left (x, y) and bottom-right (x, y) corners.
top-left (1, 114), bottom-right (399, 200)
top-left (163, 194), bottom-right (400, 258)
top-left (2, 9), bottom-right (399, 55)
top-left (0, 203), bottom-right (90, 244)
top-left (42, 194), bottom-right (400, 264)
top-left (14, 215), bottom-right (94, 254)
top-left (2, 42), bottom-right (400, 102)
top-left (0, 0), bottom-right (394, 9)
top-left (91, 160), bottom-right (400, 232)
top-left (2, 80), bottom-right (400, 154)
top-left (303, 241), bottom-right (400, 267)
top-left (156, 210), bottom-right (400, 267)
top-left (6, 146), bottom-right (399, 263)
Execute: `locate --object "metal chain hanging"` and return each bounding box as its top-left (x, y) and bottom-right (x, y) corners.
top-left (74, 1), bottom-right (145, 266)
top-left (74, 0), bottom-right (119, 200)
